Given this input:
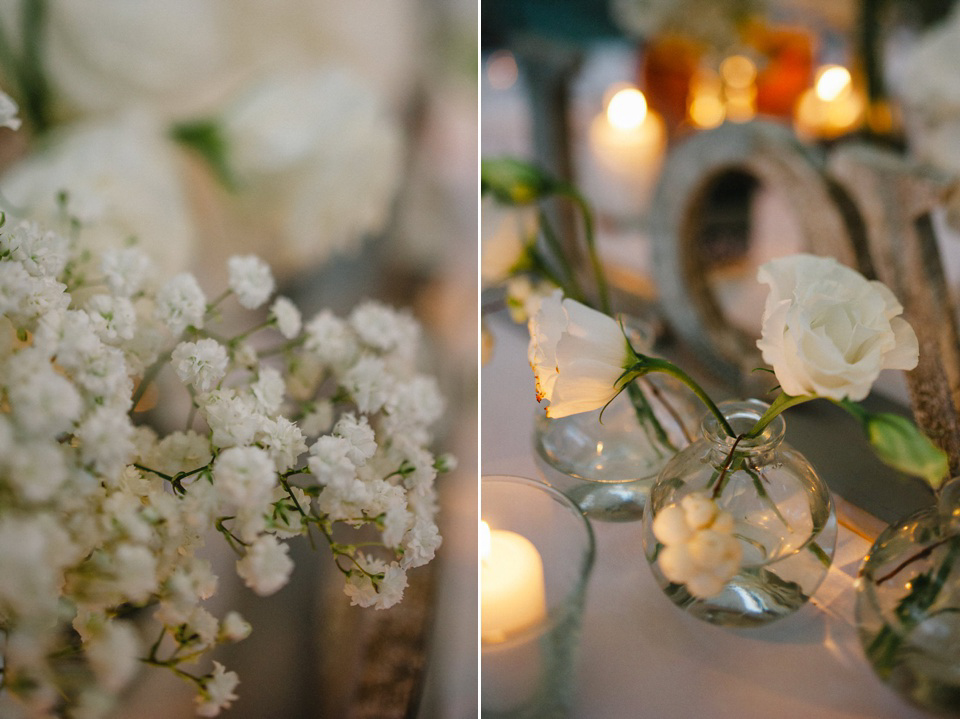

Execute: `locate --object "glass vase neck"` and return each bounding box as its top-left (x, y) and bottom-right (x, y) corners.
top-left (702, 399), bottom-right (786, 457)
top-left (937, 475), bottom-right (960, 524)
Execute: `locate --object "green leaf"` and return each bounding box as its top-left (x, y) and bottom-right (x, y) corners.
top-left (863, 412), bottom-right (949, 490)
top-left (171, 119), bottom-right (237, 190)
top-left (480, 156), bottom-right (556, 205)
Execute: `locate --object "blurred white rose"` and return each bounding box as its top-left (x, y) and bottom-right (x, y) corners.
top-left (0, 112), bottom-right (196, 279)
top-left (481, 196), bottom-right (537, 286)
top-left (756, 254), bottom-right (919, 402)
top-left (897, 8), bottom-right (960, 174)
top-left (228, 0), bottom-right (421, 108)
top-left (220, 68), bottom-right (403, 273)
top-left (0, 0), bottom-right (236, 122)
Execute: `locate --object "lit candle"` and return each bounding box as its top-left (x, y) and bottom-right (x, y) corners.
top-left (583, 85), bottom-right (666, 218)
top-left (794, 65), bottom-right (865, 140)
top-left (481, 521), bottom-right (547, 642)
top-left (480, 520), bottom-right (547, 712)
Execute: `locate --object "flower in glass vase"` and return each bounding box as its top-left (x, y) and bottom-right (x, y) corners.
top-left (530, 250), bottom-right (947, 623)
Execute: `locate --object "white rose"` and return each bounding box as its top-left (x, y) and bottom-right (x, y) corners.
top-left (220, 67), bottom-right (403, 274)
top-left (756, 254), bottom-right (919, 402)
top-left (227, 0), bottom-right (421, 108)
top-left (528, 294), bottom-right (634, 418)
top-left (23, 0), bottom-right (235, 120)
top-left (0, 113), bottom-right (196, 279)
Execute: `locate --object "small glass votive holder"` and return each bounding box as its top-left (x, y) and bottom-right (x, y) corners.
top-left (481, 474), bottom-right (595, 718)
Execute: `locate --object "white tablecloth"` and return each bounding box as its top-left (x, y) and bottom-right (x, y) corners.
top-left (480, 311), bottom-right (930, 719)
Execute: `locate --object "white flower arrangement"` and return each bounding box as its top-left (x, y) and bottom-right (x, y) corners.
top-left (0, 208), bottom-right (452, 716)
top-left (527, 250), bottom-right (947, 598)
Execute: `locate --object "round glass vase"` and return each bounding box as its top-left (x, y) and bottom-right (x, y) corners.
top-left (534, 317), bottom-right (702, 522)
top-left (855, 477), bottom-right (960, 714)
top-left (641, 399), bottom-right (838, 627)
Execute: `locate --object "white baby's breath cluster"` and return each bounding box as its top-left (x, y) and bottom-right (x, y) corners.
top-left (0, 220), bottom-right (450, 718)
top-left (652, 492), bottom-right (742, 598)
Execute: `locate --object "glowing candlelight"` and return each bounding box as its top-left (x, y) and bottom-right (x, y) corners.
top-left (480, 521), bottom-right (547, 643)
top-left (794, 64), bottom-right (865, 140)
top-left (584, 85), bottom-right (666, 217)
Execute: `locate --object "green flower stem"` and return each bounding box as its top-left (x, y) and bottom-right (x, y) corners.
top-left (529, 245), bottom-right (580, 302)
top-left (744, 392), bottom-right (816, 439)
top-left (536, 209), bottom-right (587, 302)
top-left (558, 185), bottom-right (611, 315)
top-left (626, 381), bottom-right (676, 455)
top-left (711, 435), bottom-right (744, 499)
top-left (629, 356), bottom-right (734, 437)
top-left (131, 351), bottom-right (172, 410)
top-left (807, 542), bottom-right (832, 568)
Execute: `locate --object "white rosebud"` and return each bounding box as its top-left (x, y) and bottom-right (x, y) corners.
top-left (681, 493), bottom-right (717, 530)
top-left (687, 529), bottom-right (730, 567)
top-left (710, 510), bottom-right (735, 534)
top-left (658, 543), bottom-right (696, 584)
top-left (652, 504), bottom-right (692, 546)
top-left (686, 573), bottom-right (727, 599)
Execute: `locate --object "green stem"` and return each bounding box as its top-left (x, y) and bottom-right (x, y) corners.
top-left (712, 435), bottom-right (744, 499)
top-left (561, 186), bottom-right (611, 315)
top-left (537, 209), bottom-right (586, 302)
top-left (744, 392), bottom-right (815, 439)
top-left (627, 381), bottom-right (676, 454)
top-left (631, 356), bottom-right (734, 437)
top-left (131, 351), bottom-right (171, 410)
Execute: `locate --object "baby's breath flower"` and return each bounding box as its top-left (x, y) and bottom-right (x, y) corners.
top-left (236, 535), bottom-right (293, 596)
top-left (195, 662), bottom-right (240, 718)
top-left (155, 273), bottom-right (206, 334)
top-left (270, 296), bottom-right (301, 339)
top-left (172, 338), bottom-right (228, 393)
top-left (227, 255), bottom-right (274, 310)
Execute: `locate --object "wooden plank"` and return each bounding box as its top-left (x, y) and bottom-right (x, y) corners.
top-left (829, 144), bottom-right (960, 475)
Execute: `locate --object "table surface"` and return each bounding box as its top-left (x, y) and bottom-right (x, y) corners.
top-left (481, 311), bottom-right (933, 719)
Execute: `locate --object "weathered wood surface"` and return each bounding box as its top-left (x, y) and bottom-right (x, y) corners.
top-left (829, 144), bottom-right (960, 476)
top-left (649, 121), bottom-right (858, 392)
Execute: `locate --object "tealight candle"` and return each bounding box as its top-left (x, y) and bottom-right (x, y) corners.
top-left (583, 86), bottom-right (666, 218)
top-left (794, 64), bottom-right (865, 140)
top-left (480, 520), bottom-right (547, 713)
top-left (481, 521), bottom-right (547, 642)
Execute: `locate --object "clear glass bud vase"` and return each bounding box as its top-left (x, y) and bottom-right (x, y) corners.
top-left (533, 318), bottom-right (702, 522)
top-left (642, 399), bottom-right (837, 627)
top-left (855, 477), bottom-right (960, 714)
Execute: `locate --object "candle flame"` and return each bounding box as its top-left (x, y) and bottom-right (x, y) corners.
top-left (815, 65), bottom-right (851, 103)
top-left (480, 520), bottom-right (492, 561)
top-left (607, 88), bottom-right (647, 131)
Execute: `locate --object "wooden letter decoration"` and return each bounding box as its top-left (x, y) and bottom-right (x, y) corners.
top-left (649, 121), bottom-right (857, 390)
top-left (829, 144), bottom-right (960, 475)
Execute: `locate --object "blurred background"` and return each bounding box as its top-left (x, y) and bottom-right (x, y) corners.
top-left (481, 0), bottom-right (960, 518)
top-left (481, 0), bottom-right (960, 323)
top-left (0, 1), bottom-right (478, 717)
